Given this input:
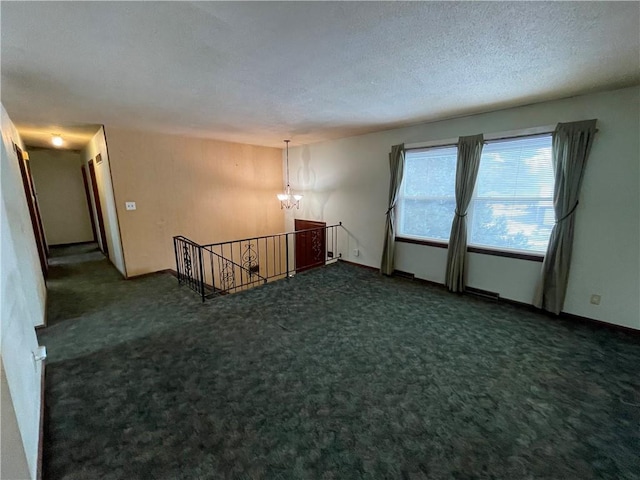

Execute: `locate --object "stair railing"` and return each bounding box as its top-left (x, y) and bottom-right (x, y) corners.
top-left (202, 245), bottom-right (267, 297)
top-left (173, 223), bottom-right (342, 301)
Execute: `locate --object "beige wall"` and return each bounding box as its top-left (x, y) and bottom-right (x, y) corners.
top-left (29, 149), bottom-right (94, 245)
top-left (104, 127), bottom-right (285, 277)
top-left (82, 127), bottom-right (126, 276)
top-left (1, 104), bottom-right (46, 479)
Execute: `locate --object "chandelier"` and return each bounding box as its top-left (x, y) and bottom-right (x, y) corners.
top-left (277, 139), bottom-right (302, 209)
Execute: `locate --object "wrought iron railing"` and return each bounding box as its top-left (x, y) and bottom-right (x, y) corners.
top-left (173, 223), bottom-right (342, 301)
top-left (173, 236), bottom-right (205, 298)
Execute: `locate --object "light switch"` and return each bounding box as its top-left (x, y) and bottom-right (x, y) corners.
top-left (125, 202), bottom-right (136, 211)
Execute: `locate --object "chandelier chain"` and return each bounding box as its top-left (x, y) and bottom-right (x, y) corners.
top-left (285, 139), bottom-right (290, 187)
top-left (277, 139), bottom-right (302, 209)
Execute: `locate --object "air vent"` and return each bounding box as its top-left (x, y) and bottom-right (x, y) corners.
top-left (393, 270), bottom-right (415, 280)
top-left (466, 287), bottom-right (499, 300)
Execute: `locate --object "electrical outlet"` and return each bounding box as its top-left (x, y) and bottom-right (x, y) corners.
top-left (125, 202), bottom-right (136, 211)
top-left (590, 294), bottom-right (601, 305)
top-left (353, 249), bottom-right (359, 257)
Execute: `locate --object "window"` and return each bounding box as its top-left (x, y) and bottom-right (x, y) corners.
top-left (470, 136), bottom-right (554, 253)
top-left (397, 134), bottom-right (554, 255)
top-left (397, 145), bottom-right (457, 241)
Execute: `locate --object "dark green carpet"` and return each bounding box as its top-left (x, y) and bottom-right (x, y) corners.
top-left (39, 244), bottom-right (640, 480)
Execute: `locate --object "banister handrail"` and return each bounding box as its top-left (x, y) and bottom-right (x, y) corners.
top-left (201, 222), bottom-right (342, 248)
top-left (174, 235), bottom-right (202, 246)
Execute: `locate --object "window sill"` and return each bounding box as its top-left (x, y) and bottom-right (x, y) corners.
top-left (395, 237), bottom-right (544, 262)
top-left (396, 236), bottom-right (448, 249)
top-left (466, 246), bottom-right (544, 262)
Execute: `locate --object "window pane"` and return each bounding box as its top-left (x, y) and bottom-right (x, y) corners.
top-left (398, 146), bottom-right (457, 241)
top-left (469, 199), bottom-right (554, 253)
top-left (403, 147), bottom-right (457, 197)
top-left (476, 137), bottom-right (554, 199)
top-left (400, 199), bottom-right (456, 240)
top-left (470, 134), bottom-right (554, 254)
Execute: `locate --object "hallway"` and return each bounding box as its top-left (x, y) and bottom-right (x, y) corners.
top-left (39, 243), bottom-right (219, 478)
top-left (40, 244), bottom-right (198, 360)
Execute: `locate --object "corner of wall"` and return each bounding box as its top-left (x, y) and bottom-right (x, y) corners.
top-left (1, 102), bottom-right (45, 479)
top-left (82, 126), bottom-right (127, 277)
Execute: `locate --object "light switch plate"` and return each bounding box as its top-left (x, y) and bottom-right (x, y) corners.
top-left (125, 202), bottom-right (136, 211)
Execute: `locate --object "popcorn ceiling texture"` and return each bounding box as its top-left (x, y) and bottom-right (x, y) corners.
top-left (2, 2), bottom-right (639, 148)
top-left (39, 244), bottom-right (640, 479)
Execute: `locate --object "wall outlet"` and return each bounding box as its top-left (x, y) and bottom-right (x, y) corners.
top-left (353, 249), bottom-right (359, 257)
top-left (125, 202), bottom-right (136, 211)
top-left (590, 294), bottom-right (601, 305)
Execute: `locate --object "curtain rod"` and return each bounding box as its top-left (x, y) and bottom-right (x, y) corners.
top-left (487, 128), bottom-right (598, 143)
top-left (484, 131), bottom-right (553, 143)
top-left (405, 142), bottom-right (457, 151)
top-left (405, 127), bottom-right (599, 152)
top-left (405, 132), bottom-right (553, 152)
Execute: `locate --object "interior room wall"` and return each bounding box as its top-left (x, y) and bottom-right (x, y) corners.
top-left (287, 86), bottom-right (640, 330)
top-left (1, 104), bottom-right (46, 479)
top-left (82, 127), bottom-right (126, 276)
top-left (29, 148), bottom-right (94, 245)
top-left (1, 359), bottom-right (30, 479)
top-left (104, 127), bottom-right (284, 277)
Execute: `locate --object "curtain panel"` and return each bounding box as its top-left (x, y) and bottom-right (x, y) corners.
top-left (445, 134), bottom-right (484, 292)
top-left (534, 119), bottom-right (597, 314)
top-left (380, 144), bottom-right (405, 275)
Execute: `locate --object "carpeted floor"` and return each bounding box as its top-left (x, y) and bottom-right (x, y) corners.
top-left (39, 244), bottom-right (640, 480)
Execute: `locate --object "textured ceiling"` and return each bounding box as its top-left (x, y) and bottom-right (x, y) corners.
top-left (1, 1), bottom-right (639, 149)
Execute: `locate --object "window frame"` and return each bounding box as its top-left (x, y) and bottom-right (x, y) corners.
top-left (395, 133), bottom-right (554, 261)
top-left (396, 144), bottom-right (458, 244)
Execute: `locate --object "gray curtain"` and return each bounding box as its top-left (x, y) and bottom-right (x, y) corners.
top-left (534, 120), bottom-right (597, 314)
top-left (380, 144), bottom-right (405, 275)
top-left (445, 134), bottom-right (484, 292)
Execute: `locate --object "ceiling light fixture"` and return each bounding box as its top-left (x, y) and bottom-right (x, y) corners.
top-left (51, 135), bottom-right (64, 147)
top-left (277, 140), bottom-right (302, 209)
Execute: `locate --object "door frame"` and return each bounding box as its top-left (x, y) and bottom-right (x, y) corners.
top-left (81, 165), bottom-right (98, 242)
top-left (15, 146), bottom-right (48, 276)
top-left (88, 159), bottom-right (109, 255)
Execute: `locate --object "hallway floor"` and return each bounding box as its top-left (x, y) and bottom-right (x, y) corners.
top-left (39, 244), bottom-right (640, 479)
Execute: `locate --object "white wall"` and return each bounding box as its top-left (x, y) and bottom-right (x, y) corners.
top-left (287, 86), bottom-right (640, 330)
top-left (1, 360), bottom-right (30, 480)
top-left (0, 104), bottom-right (46, 479)
top-left (29, 149), bottom-right (94, 245)
top-left (82, 127), bottom-right (126, 276)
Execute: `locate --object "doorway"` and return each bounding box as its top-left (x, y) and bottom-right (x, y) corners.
top-left (294, 219), bottom-right (326, 273)
top-left (88, 159), bottom-right (109, 256)
top-left (81, 165), bottom-right (98, 243)
top-left (15, 146), bottom-right (48, 277)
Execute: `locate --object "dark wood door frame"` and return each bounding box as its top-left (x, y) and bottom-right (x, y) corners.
top-left (295, 219), bottom-right (326, 273)
top-left (24, 156), bottom-right (49, 256)
top-left (15, 146), bottom-right (48, 277)
top-left (88, 159), bottom-right (109, 256)
top-left (81, 165), bottom-right (98, 242)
